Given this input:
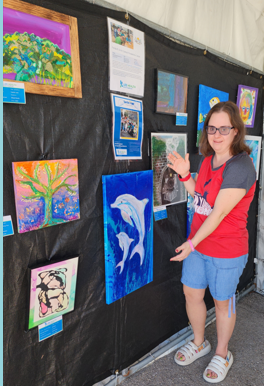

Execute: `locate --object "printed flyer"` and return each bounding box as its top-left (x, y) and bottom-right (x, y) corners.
top-left (107, 17), bottom-right (145, 97)
top-left (111, 93), bottom-right (143, 160)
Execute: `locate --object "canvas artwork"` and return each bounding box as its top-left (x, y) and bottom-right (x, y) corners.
top-left (3, 0), bottom-right (82, 98)
top-left (151, 133), bottom-right (187, 207)
top-left (186, 173), bottom-right (197, 238)
top-left (237, 85), bottom-right (258, 128)
top-left (245, 135), bottom-right (262, 180)
top-left (156, 70), bottom-right (188, 115)
top-left (12, 159), bottom-right (80, 233)
top-left (28, 256), bottom-right (79, 329)
top-left (102, 171), bottom-right (153, 304)
top-left (196, 85), bottom-right (229, 146)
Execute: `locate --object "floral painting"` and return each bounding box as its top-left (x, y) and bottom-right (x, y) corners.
top-left (12, 159), bottom-right (80, 233)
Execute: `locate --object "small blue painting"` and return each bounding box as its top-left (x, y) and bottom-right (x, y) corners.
top-left (186, 173), bottom-right (197, 238)
top-left (102, 171), bottom-right (153, 304)
top-left (245, 135), bottom-right (261, 180)
top-left (197, 85), bottom-right (229, 146)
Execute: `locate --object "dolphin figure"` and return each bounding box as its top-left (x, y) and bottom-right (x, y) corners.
top-left (111, 194), bottom-right (149, 266)
top-left (115, 232), bottom-right (134, 274)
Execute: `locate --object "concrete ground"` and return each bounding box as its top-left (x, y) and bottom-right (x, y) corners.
top-left (121, 292), bottom-right (264, 386)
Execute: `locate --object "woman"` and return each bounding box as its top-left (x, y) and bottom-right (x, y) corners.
top-left (167, 101), bottom-right (256, 383)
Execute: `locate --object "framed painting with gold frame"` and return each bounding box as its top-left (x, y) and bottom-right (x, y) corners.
top-left (3, 0), bottom-right (82, 98)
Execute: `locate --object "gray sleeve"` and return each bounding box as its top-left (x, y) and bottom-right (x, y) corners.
top-left (197, 156), bottom-right (205, 174)
top-left (221, 153), bottom-right (256, 193)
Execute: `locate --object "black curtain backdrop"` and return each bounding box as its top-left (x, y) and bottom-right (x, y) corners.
top-left (3, 1), bottom-right (263, 385)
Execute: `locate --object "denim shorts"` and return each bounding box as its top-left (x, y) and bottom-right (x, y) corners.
top-left (181, 249), bottom-right (248, 301)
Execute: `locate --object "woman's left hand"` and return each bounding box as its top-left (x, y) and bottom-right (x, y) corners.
top-left (170, 241), bottom-right (192, 262)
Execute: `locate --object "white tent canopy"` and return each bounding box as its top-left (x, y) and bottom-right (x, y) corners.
top-left (89, 0), bottom-right (264, 73)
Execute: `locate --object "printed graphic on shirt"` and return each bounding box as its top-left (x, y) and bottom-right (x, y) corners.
top-left (194, 192), bottom-right (213, 216)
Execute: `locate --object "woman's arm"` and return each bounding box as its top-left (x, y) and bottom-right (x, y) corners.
top-left (170, 187), bottom-right (246, 261)
top-left (167, 151), bottom-right (197, 197)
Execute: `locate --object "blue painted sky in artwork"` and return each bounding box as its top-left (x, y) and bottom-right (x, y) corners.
top-left (102, 171), bottom-right (153, 304)
top-left (196, 85), bottom-right (229, 146)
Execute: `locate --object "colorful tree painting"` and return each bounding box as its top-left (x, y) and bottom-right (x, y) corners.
top-left (12, 159), bottom-right (80, 233)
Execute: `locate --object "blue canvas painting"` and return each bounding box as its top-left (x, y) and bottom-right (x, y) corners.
top-left (245, 135), bottom-right (261, 180)
top-left (197, 85), bottom-right (229, 146)
top-left (186, 173), bottom-right (196, 238)
top-left (102, 171), bottom-right (153, 304)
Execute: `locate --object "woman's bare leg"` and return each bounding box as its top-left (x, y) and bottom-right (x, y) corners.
top-left (177, 285), bottom-right (206, 360)
top-left (205, 297), bottom-right (236, 379)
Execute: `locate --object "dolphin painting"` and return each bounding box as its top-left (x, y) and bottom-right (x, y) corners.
top-left (115, 232), bottom-right (134, 274)
top-left (111, 194), bottom-right (149, 266)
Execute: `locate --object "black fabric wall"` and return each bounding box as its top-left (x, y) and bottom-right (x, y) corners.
top-left (3, 1), bottom-right (263, 385)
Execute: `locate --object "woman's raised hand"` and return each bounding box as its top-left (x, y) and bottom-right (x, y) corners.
top-left (167, 151), bottom-right (190, 177)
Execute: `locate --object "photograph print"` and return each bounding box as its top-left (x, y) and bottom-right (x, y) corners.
top-left (120, 109), bottom-right (139, 140)
top-left (102, 171), bottom-right (153, 304)
top-left (28, 256), bottom-right (79, 330)
top-left (151, 133), bottom-right (187, 207)
top-left (156, 69), bottom-right (188, 115)
top-left (110, 21), bottom-right (134, 49)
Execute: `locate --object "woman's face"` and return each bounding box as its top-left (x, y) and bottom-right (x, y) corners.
top-left (207, 111), bottom-right (238, 156)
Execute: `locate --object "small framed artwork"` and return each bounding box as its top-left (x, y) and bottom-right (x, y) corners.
top-left (151, 133), bottom-right (187, 207)
top-left (237, 85), bottom-right (258, 128)
top-left (3, 0), bottom-right (82, 98)
top-left (12, 159), bottom-right (80, 233)
top-left (156, 69), bottom-right (188, 115)
top-left (245, 135), bottom-right (262, 180)
top-left (186, 173), bottom-right (196, 238)
top-left (28, 256), bottom-right (79, 330)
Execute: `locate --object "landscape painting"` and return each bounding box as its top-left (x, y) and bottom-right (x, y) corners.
top-left (245, 135), bottom-right (262, 180)
top-left (151, 133), bottom-right (187, 207)
top-left (12, 159), bottom-right (80, 233)
top-left (3, 0), bottom-right (82, 97)
top-left (237, 85), bottom-right (258, 128)
top-left (102, 171), bottom-right (153, 304)
top-left (28, 256), bottom-right (79, 329)
top-left (197, 85), bottom-right (229, 146)
top-left (156, 70), bottom-right (188, 115)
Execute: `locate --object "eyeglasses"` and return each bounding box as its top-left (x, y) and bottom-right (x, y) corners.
top-left (205, 126), bottom-right (234, 135)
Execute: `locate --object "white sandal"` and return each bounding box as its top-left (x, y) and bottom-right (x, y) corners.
top-left (174, 340), bottom-right (211, 366)
top-left (203, 350), bottom-right (233, 383)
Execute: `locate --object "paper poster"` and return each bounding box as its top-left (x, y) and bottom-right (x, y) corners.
top-left (151, 133), bottom-right (187, 207)
top-left (102, 171), bottom-right (153, 304)
top-left (107, 17), bottom-right (145, 97)
top-left (111, 93), bottom-right (143, 160)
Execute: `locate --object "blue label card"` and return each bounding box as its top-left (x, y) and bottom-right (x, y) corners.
top-left (38, 316), bottom-right (63, 342)
top-left (3, 81), bottom-right (26, 104)
top-left (176, 113), bottom-right (188, 126)
top-left (3, 216), bottom-right (14, 237)
top-left (154, 206), bottom-right (167, 221)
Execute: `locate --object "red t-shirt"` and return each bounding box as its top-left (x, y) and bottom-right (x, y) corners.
top-left (189, 152), bottom-right (256, 258)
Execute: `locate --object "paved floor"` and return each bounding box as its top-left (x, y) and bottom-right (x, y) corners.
top-left (121, 292), bottom-right (264, 386)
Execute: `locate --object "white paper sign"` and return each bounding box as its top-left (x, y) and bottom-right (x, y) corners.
top-left (107, 17), bottom-right (145, 97)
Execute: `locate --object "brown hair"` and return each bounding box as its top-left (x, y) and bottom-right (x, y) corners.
top-left (199, 101), bottom-right (251, 157)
